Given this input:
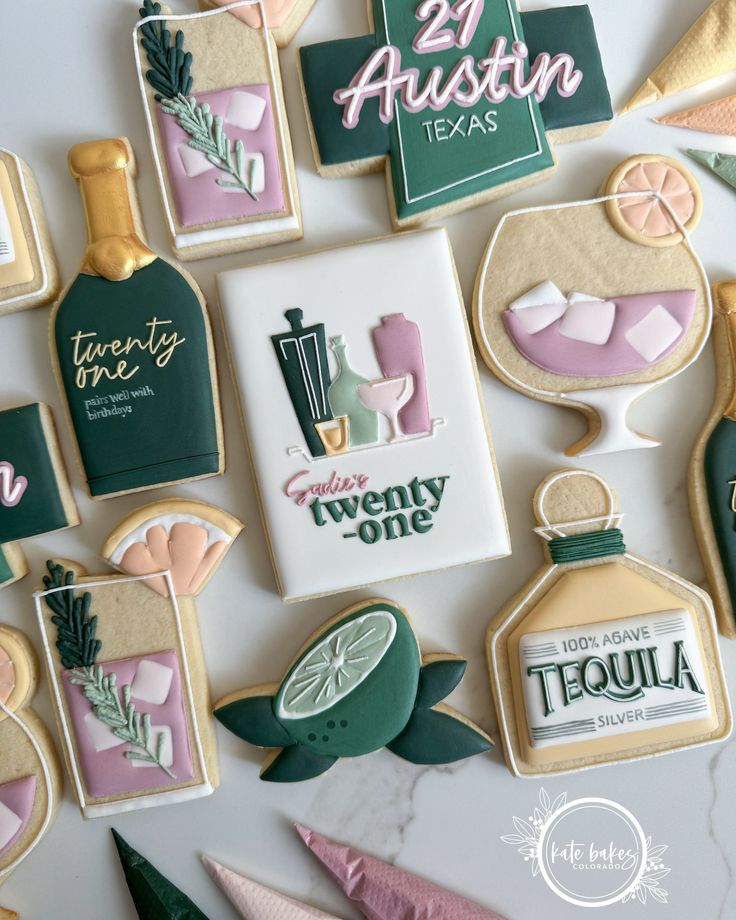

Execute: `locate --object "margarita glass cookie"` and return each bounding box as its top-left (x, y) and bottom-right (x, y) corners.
top-left (50, 138), bottom-right (224, 500)
top-left (0, 402), bottom-right (79, 589)
top-left (33, 499), bottom-right (242, 818)
top-left (298, 0), bottom-right (612, 229)
top-left (133, 1), bottom-right (302, 260)
top-left (197, 0), bottom-right (317, 48)
top-left (690, 281), bottom-right (736, 639)
top-left (218, 229), bottom-right (509, 602)
top-left (214, 597), bottom-right (492, 782)
top-left (0, 624), bottom-right (62, 886)
top-left (112, 830), bottom-right (209, 919)
top-left (473, 153), bottom-right (710, 456)
top-left (297, 825), bottom-right (508, 919)
top-left (487, 469), bottom-right (731, 778)
top-left (0, 148), bottom-right (59, 316)
top-left (620, 0), bottom-right (736, 115)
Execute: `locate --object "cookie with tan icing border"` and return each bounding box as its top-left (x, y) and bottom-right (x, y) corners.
top-left (487, 468), bottom-right (732, 777)
top-left (33, 500), bottom-right (242, 819)
top-left (473, 155), bottom-right (710, 457)
top-left (0, 148), bottom-right (60, 317)
top-left (0, 624), bottom-right (62, 886)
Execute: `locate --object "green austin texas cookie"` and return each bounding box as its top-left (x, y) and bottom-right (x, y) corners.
top-left (213, 599), bottom-right (492, 782)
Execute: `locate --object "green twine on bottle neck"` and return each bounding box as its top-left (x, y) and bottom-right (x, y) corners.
top-left (548, 528), bottom-right (626, 565)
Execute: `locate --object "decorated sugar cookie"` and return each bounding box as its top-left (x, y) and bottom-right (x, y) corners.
top-left (134, 1), bottom-right (302, 260)
top-left (690, 282), bottom-right (736, 639)
top-left (297, 825), bottom-right (507, 919)
top-left (33, 500), bottom-right (242, 817)
top-left (0, 624), bottom-right (62, 886)
top-left (197, 0), bottom-right (317, 48)
top-left (214, 597), bottom-right (492, 782)
top-left (219, 229), bottom-right (509, 602)
top-left (0, 148), bottom-right (59, 317)
top-left (51, 138), bottom-right (224, 500)
top-left (488, 469), bottom-right (731, 777)
top-left (473, 154), bottom-right (710, 456)
top-left (620, 0), bottom-right (736, 115)
top-left (113, 830), bottom-right (209, 919)
top-left (299, 0), bottom-right (611, 228)
top-left (0, 908), bottom-right (18, 919)
top-left (0, 403), bottom-right (79, 587)
top-left (202, 855), bottom-right (341, 919)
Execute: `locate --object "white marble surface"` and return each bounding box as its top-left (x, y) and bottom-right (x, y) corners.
top-left (2, 0), bottom-right (736, 916)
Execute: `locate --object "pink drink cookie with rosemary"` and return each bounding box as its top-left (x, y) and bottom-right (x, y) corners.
top-left (214, 596), bottom-right (492, 782)
top-left (487, 469), bottom-right (731, 777)
top-left (33, 500), bottom-right (242, 818)
top-left (0, 624), bottom-right (62, 886)
top-left (474, 154), bottom-right (710, 457)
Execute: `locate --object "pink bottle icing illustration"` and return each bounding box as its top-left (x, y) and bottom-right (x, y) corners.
top-left (372, 313), bottom-right (430, 435)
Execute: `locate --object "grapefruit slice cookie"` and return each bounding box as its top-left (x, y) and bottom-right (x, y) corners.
top-left (473, 154), bottom-right (709, 456)
top-left (0, 624), bottom-right (62, 886)
top-left (0, 148), bottom-right (59, 317)
top-left (33, 500), bottom-right (242, 817)
top-left (487, 469), bottom-right (731, 777)
top-left (214, 598), bottom-right (492, 782)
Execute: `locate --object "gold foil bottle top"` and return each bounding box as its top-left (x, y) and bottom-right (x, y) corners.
top-left (714, 280), bottom-right (736, 316)
top-left (68, 138), bottom-right (156, 281)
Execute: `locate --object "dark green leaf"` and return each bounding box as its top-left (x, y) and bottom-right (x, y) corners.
top-left (261, 746), bottom-right (337, 783)
top-left (214, 695), bottom-right (293, 748)
top-left (387, 707), bottom-right (492, 764)
top-left (414, 657), bottom-right (467, 709)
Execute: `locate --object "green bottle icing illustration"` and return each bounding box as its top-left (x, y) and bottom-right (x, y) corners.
top-left (52, 139), bottom-right (221, 498)
top-left (328, 334), bottom-right (379, 448)
top-left (272, 308), bottom-right (333, 458)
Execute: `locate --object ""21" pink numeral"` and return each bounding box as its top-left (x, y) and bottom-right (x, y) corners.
top-left (412, 0), bottom-right (485, 55)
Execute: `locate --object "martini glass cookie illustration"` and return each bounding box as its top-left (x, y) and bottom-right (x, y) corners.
top-left (474, 154), bottom-right (710, 456)
top-left (134, 1), bottom-right (301, 260)
top-left (197, 0), bottom-right (318, 48)
top-left (33, 499), bottom-right (242, 817)
top-left (0, 624), bottom-right (62, 886)
top-left (690, 281), bottom-right (736, 640)
top-left (298, 0), bottom-right (612, 228)
top-left (214, 597), bottom-right (492, 782)
top-left (0, 148), bottom-right (59, 317)
top-left (51, 138), bottom-right (224, 500)
top-left (0, 402), bottom-right (79, 590)
top-left (219, 229), bottom-right (509, 602)
top-left (487, 469), bottom-right (731, 777)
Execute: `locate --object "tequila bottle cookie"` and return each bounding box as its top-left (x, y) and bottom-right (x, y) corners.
top-left (474, 154), bottom-right (710, 456)
top-left (0, 624), bottom-right (62, 886)
top-left (33, 499), bottom-right (242, 817)
top-left (488, 469), bottom-right (731, 776)
top-left (0, 148), bottom-right (59, 317)
top-left (134, 1), bottom-right (302, 260)
top-left (214, 597), bottom-right (492, 782)
top-left (51, 138), bottom-right (224, 500)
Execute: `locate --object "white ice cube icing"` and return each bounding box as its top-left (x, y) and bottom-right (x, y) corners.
top-left (625, 304), bottom-right (683, 362)
top-left (84, 711), bottom-right (125, 752)
top-left (178, 144), bottom-right (214, 178)
top-left (130, 659), bottom-right (174, 706)
top-left (220, 153), bottom-right (266, 195)
top-left (130, 725), bottom-right (173, 768)
top-left (0, 800), bottom-right (21, 851)
top-left (225, 90), bottom-right (267, 131)
top-left (509, 281), bottom-right (567, 334)
top-left (559, 299), bottom-right (616, 345)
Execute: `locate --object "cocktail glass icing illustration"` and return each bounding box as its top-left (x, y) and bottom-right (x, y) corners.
top-left (314, 416), bottom-right (350, 455)
top-left (358, 374), bottom-right (414, 443)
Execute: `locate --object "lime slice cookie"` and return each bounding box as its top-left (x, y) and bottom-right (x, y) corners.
top-left (214, 599), bottom-right (493, 782)
top-left (103, 499), bottom-right (243, 597)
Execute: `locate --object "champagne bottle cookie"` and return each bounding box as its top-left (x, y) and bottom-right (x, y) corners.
top-left (488, 469), bottom-right (731, 777)
top-left (0, 148), bottom-right (59, 317)
top-left (133, 1), bottom-right (302, 260)
top-left (50, 139), bottom-right (224, 500)
top-left (0, 624), bottom-right (62, 886)
top-left (214, 596), bottom-right (492, 782)
top-left (33, 500), bottom-right (242, 817)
